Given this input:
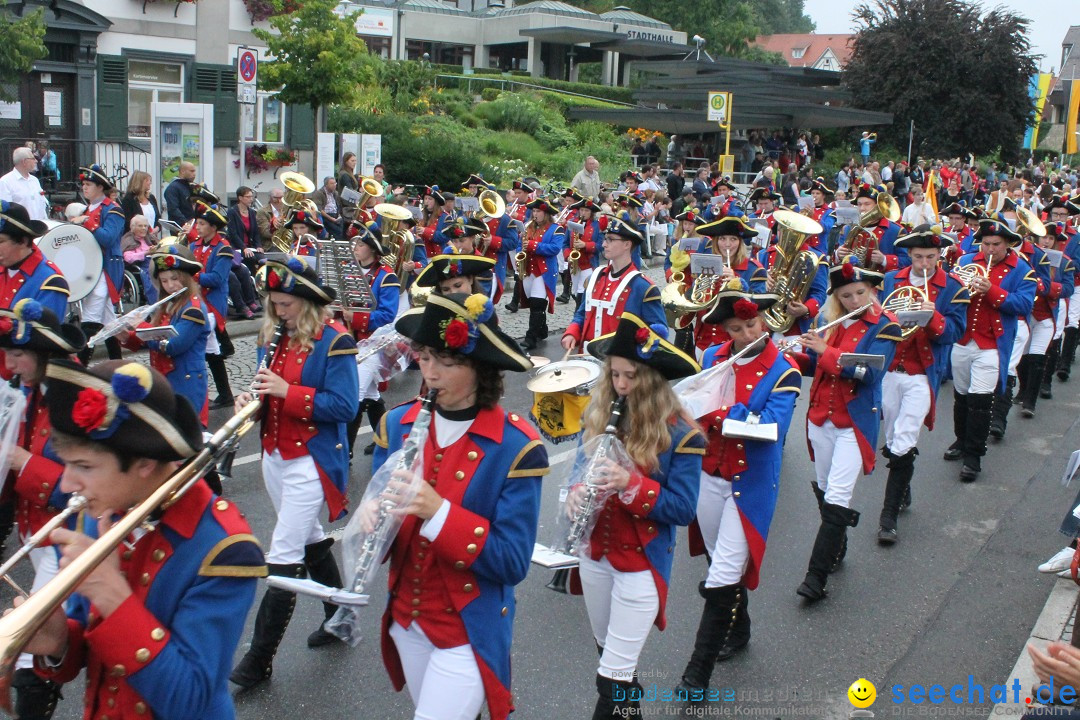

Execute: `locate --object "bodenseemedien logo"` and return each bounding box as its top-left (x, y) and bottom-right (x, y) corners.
top-left (848, 678), bottom-right (875, 718)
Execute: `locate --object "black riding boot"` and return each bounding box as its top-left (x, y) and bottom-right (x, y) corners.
top-left (988, 375), bottom-right (1014, 440)
top-left (1043, 342), bottom-right (1059, 399)
top-left (207, 354), bottom-right (234, 408)
top-left (676, 583), bottom-right (749, 695)
top-left (346, 400), bottom-right (368, 461)
top-left (960, 393), bottom-right (994, 482)
top-left (505, 287), bottom-right (520, 314)
top-left (878, 448), bottom-right (916, 545)
top-left (77, 323), bottom-right (102, 365)
top-left (1021, 354), bottom-right (1047, 418)
top-left (1014, 355), bottom-right (1030, 404)
top-left (104, 336), bottom-right (122, 360)
top-left (556, 270), bottom-right (572, 303)
top-left (1058, 326), bottom-right (1079, 381)
top-left (364, 398), bottom-right (386, 455)
top-left (592, 674), bottom-right (641, 719)
top-left (230, 563), bottom-right (306, 689)
top-left (304, 538), bottom-right (346, 648)
top-left (522, 298), bottom-right (546, 351)
top-left (12, 668), bottom-right (61, 720)
top-left (944, 391), bottom-right (968, 461)
top-left (797, 503), bottom-right (858, 602)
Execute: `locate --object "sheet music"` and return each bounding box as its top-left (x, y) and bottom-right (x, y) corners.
top-left (458, 196), bottom-right (480, 214)
top-left (690, 254), bottom-right (726, 275)
top-left (531, 543), bottom-right (580, 569)
top-left (678, 237), bottom-right (702, 253)
top-left (567, 221), bottom-right (584, 235)
top-left (266, 577), bottom-right (370, 606)
top-left (838, 353), bottom-right (886, 369)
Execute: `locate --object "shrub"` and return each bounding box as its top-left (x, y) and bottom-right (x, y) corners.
top-left (480, 87), bottom-right (500, 102)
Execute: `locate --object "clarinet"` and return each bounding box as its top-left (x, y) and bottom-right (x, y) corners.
top-left (561, 395), bottom-right (626, 555)
top-left (350, 388), bottom-right (439, 593)
top-left (217, 320), bottom-right (287, 479)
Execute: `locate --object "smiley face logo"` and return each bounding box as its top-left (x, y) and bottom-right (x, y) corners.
top-left (848, 678), bottom-right (876, 708)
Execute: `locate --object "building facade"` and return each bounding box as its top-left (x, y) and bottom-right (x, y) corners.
top-left (752, 33), bottom-right (853, 72)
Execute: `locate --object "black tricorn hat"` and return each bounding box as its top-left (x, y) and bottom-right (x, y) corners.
top-left (526, 197), bottom-right (558, 215)
top-left (259, 256), bottom-right (337, 306)
top-left (896, 223), bottom-right (954, 250)
top-left (77, 165), bottom-right (112, 189)
top-left (698, 216), bottom-right (757, 240)
top-left (604, 216), bottom-right (645, 245)
top-left (198, 204), bottom-right (228, 229)
top-left (0, 299), bottom-right (84, 355)
top-left (46, 359), bottom-right (203, 461)
top-left (394, 293), bottom-right (531, 372)
top-left (149, 244), bottom-right (202, 277)
top-left (747, 187), bottom-right (781, 204)
top-left (354, 223), bottom-right (386, 256)
top-left (415, 253), bottom-right (496, 287)
top-left (587, 312), bottom-right (700, 381)
top-left (1046, 194), bottom-right (1080, 215)
top-left (0, 201), bottom-right (48, 241)
top-left (702, 279), bottom-right (780, 325)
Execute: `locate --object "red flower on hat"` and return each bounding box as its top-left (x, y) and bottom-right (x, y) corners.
top-left (296, 211), bottom-right (306, 221)
top-left (72, 387), bottom-right (109, 432)
top-left (686, 212), bottom-right (696, 221)
top-left (734, 298), bottom-right (759, 320)
top-left (165, 255), bottom-right (177, 267)
top-left (635, 327), bottom-right (650, 344)
top-left (267, 270), bottom-right (282, 289)
top-left (0, 318), bottom-right (12, 335)
top-left (842, 263), bottom-right (855, 280)
top-left (444, 318), bottom-right (470, 349)
top-left (930, 236), bottom-right (941, 247)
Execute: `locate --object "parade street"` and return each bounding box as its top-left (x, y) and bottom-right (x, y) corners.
top-left (31, 271), bottom-right (1080, 719)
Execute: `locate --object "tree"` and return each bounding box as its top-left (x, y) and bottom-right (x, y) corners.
top-left (749, 0), bottom-right (815, 35)
top-left (0, 1), bottom-right (47, 102)
top-left (625, 0), bottom-right (760, 58)
top-left (844, 0), bottom-right (1037, 159)
top-left (253, 0), bottom-right (379, 127)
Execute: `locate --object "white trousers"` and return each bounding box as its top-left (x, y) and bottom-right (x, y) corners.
top-left (571, 267), bottom-right (594, 296)
top-left (578, 556), bottom-right (659, 681)
top-left (881, 371), bottom-right (930, 456)
top-left (951, 341), bottom-right (1000, 395)
top-left (79, 274), bottom-right (117, 325)
top-left (389, 622), bottom-right (486, 720)
top-left (262, 450), bottom-right (326, 565)
top-left (356, 353), bottom-right (383, 402)
top-left (1008, 319), bottom-right (1030, 376)
top-left (806, 421), bottom-right (862, 508)
top-left (16, 546), bottom-right (60, 670)
top-left (522, 274), bottom-right (547, 300)
top-left (696, 472), bottom-right (749, 588)
top-left (1056, 299), bottom-right (1068, 340)
top-left (1069, 287), bottom-right (1080, 327)
top-left (205, 311), bottom-right (221, 355)
top-left (1028, 317), bottom-right (1055, 355)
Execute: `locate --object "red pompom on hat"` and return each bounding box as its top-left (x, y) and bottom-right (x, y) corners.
top-left (733, 298), bottom-right (759, 320)
top-left (635, 327), bottom-right (651, 344)
top-left (842, 263), bottom-right (855, 280)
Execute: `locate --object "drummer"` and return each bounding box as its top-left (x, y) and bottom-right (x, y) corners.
top-left (0, 201), bottom-right (69, 319)
top-left (72, 165), bottom-right (125, 364)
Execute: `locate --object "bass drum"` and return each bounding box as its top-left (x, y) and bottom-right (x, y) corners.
top-left (37, 221), bottom-right (103, 302)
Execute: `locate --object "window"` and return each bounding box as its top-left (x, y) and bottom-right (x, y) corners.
top-left (242, 93), bottom-right (286, 144)
top-left (791, 46), bottom-right (807, 60)
top-left (128, 60), bottom-right (184, 140)
top-left (1063, 45), bottom-right (1072, 71)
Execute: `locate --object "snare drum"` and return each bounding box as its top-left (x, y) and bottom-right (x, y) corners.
top-left (37, 221), bottom-right (103, 302)
top-left (527, 356), bottom-right (602, 443)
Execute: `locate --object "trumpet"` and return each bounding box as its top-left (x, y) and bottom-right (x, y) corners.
top-left (777, 302), bottom-right (874, 353)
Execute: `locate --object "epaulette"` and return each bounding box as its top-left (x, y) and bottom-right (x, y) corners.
top-left (772, 366), bottom-right (802, 394)
top-left (181, 307), bottom-right (206, 325)
top-left (106, 206), bottom-right (125, 218)
top-left (507, 439), bottom-right (549, 479)
top-left (382, 271), bottom-right (401, 287)
top-left (643, 284), bottom-right (661, 301)
top-left (40, 274), bottom-right (70, 295)
top-left (374, 412), bottom-right (389, 449)
top-left (877, 320), bottom-right (904, 343)
top-left (674, 426), bottom-right (706, 455)
top-left (328, 331), bottom-right (358, 357)
top-left (199, 498), bottom-right (267, 578)
top-left (214, 245), bottom-right (233, 258)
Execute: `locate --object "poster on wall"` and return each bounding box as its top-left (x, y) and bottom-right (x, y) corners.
top-left (151, 102), bottom-right (213, 199)
top-left (159, 121), bottom-right (202, 185)
top-left (360, 134), bottom-right (381, 176)
top-left (316, 133), bottom-right (336, 186)
top-left (341, 133), bottom-right (359, 164)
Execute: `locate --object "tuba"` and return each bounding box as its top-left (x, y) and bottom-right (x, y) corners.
top-left (761, 210), bottom-right (824, 333)
top-left (1016, 206), bottom-right (1046, 239)
top-left (473, 189), bottom-right (505, 255)
top-left (270, 172), bottom-right (315, 254)
top-left (356, 176), bottom-right (384, 210)
top-left (374, 203), bottom-right (416, 293)
top-left (842, 192), bottom-right (900, 271)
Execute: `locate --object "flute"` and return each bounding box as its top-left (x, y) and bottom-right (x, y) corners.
top-left (777, 302), bottom-right (874, 353)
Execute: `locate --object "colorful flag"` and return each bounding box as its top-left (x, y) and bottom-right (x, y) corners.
top-left (1067, 79), bottom-right (1080, 155)
top-left (1023, 73), bottom-right (1054, 150)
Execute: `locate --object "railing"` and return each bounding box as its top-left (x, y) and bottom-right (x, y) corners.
top-left (433, 74), bottom-right (640, 108)
top-left (0, 138), bottom-right (153, 195)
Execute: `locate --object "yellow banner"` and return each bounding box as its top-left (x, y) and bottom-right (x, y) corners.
top-left (1031, 73), bottom-right (1053, 149)
top-left (1067, 79), bottom-right (1080, 155)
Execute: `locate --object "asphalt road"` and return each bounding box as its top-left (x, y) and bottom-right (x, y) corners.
top-left (31, 286), bottom-right (1080, 719)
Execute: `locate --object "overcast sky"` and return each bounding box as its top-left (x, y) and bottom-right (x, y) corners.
top-left (802, 0), bottom-right (1075, 74)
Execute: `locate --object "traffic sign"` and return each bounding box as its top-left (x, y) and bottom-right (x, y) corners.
top-left (237, 48), bottom-right (258, 85)
top-left (237, 85), bottom-right (256, 105)
top-left (707, 91), bottom-right (730, 124)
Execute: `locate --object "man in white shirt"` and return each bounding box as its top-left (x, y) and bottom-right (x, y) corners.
top-left (570, 156), bottom-right (602, 199)
top-left (900, 184), bottom-right (937, 227)
top-left (0, 147), bottom-right (47, 221)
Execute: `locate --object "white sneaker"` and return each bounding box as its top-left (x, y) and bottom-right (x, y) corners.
top-left (1059, 568), bottom-right (1074, 578)
top-left (1039, 546), bottom-right (1075, 573)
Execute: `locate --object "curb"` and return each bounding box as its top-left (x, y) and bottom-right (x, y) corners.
top-left (991, 577), bottom-right (1078, 716)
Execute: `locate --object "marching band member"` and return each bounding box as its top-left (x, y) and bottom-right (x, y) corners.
top-left (943, 202), bottom-right (975, 254)
top-left (617, 194), bottom-right (648, 268)
top-left (671, 208), bottom-right (706, 250)
top-left (795, 257), bottom-right (901, 602)
top-left (677, 284), bottom-right (800, 696)
top-left (576, 313), bottom-right (703, 718)
top-left (691, 217), bottom-right (768, 355)
top-left (120, 245), bottom-right (211, 426)
top-left (836, 183), bottom-right (907, 271)
top-left (1047, 195), bottom-right (1080, 381)
top-left (72, 165), bottom-right (125, 364)
top-left (519, 198), bottom-right (564, 351)
top-left (760, 220), bottom-right (828, 344)
top-left (1, 302), bottom-right (83, 719)
top-left (28, 359), bottom-right (266, 720)
top-left (476, 185), bottom-right (520, 304)
top-left (346, 225), bottom-right (400, 458)
top-left (806, 177), bottom-right (837, 252)
top-left (0, 202), bottom-right (69, 318)
top-left (567, 198), bottom-right (605, 307)
top-left (945, 218), bottom-right (1036, 482)
top-left (188, 204), bottom-right (236, 410)
top-left (418, 186), bottom-right (451, 262)
top-left (877, 226), bottom-right (968, 544)
top-left (704, 177), bottom-right (744, 221)
top-left (562, 218), bottom-right (663, 353)
top-left (1019, 224), bottom-right (1074, 417)
top-left (556, 187), bottom-right (582, 304)
top-left (444, 219), bottom-right (496, 299)
top-left (1042, 221), bottom-right (1080, 399)
top-left (503, 181), bottom-right (531, 315)
top-left (230, 257), bottom-right (359, 689)
top-left (746, 187), bottom-right (781, 233)
top-left (374, 292), bottom-right (548, 720)
top-left (285, 207), bottom-right (323, 259)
